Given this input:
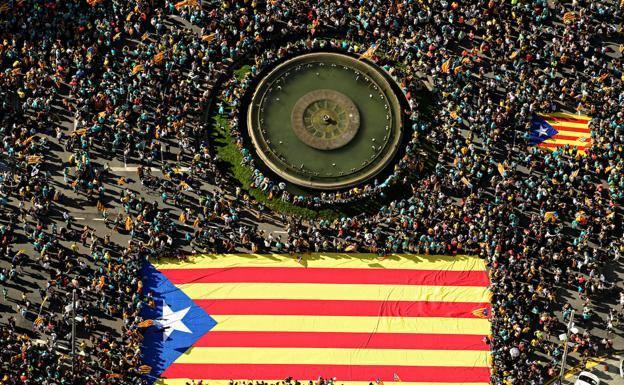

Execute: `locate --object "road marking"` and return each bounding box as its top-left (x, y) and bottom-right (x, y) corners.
top-left (109, 166), bottom-right (189, 173)
top-left (93, 218), bottom-right (106, 221)
top-left (74, 217), bottom-right (85, 220)
top-left (545, 355), bottom-right (609, 383)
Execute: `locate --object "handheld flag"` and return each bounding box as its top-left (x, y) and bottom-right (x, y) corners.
top-left (359, 43), bottom-right (378, 60)
top-left (132, 64), bottom-right (145, 75)
top-left (138, 319), bottom-right (155, 328)
top-left (460, 176), bottom-right (473, 189)
top-left (497, 163), bottom-right (506, 177)
top-left (27, 155), bottom-right (42, 165)
top-left (563, 11), bottom-right (576, 24)
top-left (71, 128), bottom-right (88, 137)
top-left (22, 135), bottom-right (36, 146)
top-left (544, 211), bottom-right (558, 223)
top-left (125, 216), bottom-right (133, 231)
top-left (175, 0), bottom-right (198, 10)
top-left (153, 51), bottom-right (165, 65)
top-left (529, 112), bottom-right (591, 154)
top-left (201, 33), bottom-right (216, 43)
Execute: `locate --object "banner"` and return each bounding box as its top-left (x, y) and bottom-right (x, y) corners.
top-left (140, 253), bottom-right (492, 384)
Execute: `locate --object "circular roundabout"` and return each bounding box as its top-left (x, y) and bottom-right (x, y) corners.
top-left (247, 52), bottom-right (404, 190)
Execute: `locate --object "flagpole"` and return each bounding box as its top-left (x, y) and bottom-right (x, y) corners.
top-left (71, 288), bottom-right (76, 381)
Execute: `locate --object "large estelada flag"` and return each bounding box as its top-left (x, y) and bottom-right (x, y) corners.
top-left (140, 254), bottom-right (492, 385)
top-left (529, 112), bottom-right (592, 153)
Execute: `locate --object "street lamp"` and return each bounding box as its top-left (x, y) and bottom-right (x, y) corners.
top-left (557, 309), bottom-right (575, 385)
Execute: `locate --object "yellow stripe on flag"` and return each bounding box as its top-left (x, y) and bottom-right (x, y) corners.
top-left (174, 347), bottom-right (490, 367)
top-left (553, 129), bottom-right (591, 138)
top-left (153, 253), bottom-right (487, 271)
top-left (543, 138), bottom-right (591, 147)
top-left (541, 112), bottom-right (591, 121)
top-left (210, 315), bottom-right (491, 335)
top-left (177, 282), bottom-right (490, 302)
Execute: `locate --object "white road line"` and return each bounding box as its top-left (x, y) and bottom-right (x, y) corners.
top-left (74, 217), bottom-right (86, 220)
top-left (273, 230), bottom-right (288, 234)
top-left (92, 218), bottom-right (106, 221)
top-left (109, 166), bottom-right (189, 172)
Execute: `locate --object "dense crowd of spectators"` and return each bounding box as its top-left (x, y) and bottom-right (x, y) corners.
top-left (0, 0), bottom-right (623, 384)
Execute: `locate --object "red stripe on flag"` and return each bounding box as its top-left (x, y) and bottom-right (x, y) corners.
top-left (161, 363), bottom-right (491, 382)
top-left (194, 331), bottom-right (490, 350)
top-left (538, 142), bottom-right (590, 150)
top-left (195, 299), bottom-right (490, 318)
top-left (551, 134), bottom-right (584, 141)
top-left (160, 267), bottom-right (490, 286)
top-left (545, 124), bottom-right (590, 133)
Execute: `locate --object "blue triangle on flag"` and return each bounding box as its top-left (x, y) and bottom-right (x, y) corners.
top-left (529, 114), bottom-right (558, 146)
top-left (140, 263), bottom-right (217, 381)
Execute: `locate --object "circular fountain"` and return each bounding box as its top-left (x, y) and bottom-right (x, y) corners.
top-left (247, 52), bottom-right (403, 190)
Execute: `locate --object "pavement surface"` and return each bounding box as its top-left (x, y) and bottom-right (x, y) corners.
top-left (556, 354), bottom-right (624, 384)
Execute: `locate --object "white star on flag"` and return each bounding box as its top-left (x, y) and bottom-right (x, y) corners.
top-left (154, 303), bottom-right (192, 341)
top-left (537, 125), bottom-right (550, 137)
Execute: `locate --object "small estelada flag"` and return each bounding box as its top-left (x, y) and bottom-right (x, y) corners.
top-left (472, 307), bottom-right (490, 319)
top-left (529, 112), bottom-right (592, 155)
top-left (138, 365), bottom-right (152, 374)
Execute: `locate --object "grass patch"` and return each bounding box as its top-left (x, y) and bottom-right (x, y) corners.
top-left (234, 65), bottom-right (252, 80)
top-left (212, 114), bottom-right (341, 220)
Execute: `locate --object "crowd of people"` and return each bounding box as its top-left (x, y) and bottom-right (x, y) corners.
top-left (0, 0), bottom-right (623, 384)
